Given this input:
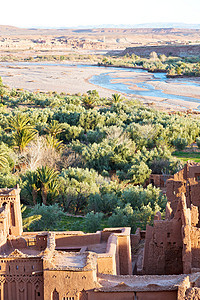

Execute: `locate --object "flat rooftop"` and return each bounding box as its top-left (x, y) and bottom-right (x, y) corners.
top-left (51, 251), bottom-right (87, 270)
top-left (97, 273), bottom-right (189, 292)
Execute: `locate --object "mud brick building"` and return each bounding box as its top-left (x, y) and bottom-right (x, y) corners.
top-left (1, 163), bottom-right (200, 299)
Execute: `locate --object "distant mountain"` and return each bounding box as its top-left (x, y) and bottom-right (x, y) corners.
top-left (130, 23), bottom-right (200, 29)
top-left (56, 23), bottom-right (200, 30)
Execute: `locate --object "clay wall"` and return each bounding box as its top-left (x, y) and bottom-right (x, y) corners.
top-left (87, 290), bottom-right (177, 300)
top-left (55, 232), bottom-right (101, 248)
top-left (166, 180), bottom-right (186, 215)
top-left (148, 174), bottom-right (173, 188)
top-left (101, 229), bottom-right (122, 242)
top-left (131, 228), bottom-right (141, 249)
top-left (143, 218), bottom-right (183, 275)
top-left (0, 186), bottom-right (23, 238)
top-left (88, 291), bottom-right (134, 300)
top-left (190, 227), bottom-right (200, 268)
top-left (136, 291), bottom-right (177, 300)
top-left (187, 165), bottom-right (200, 180)
top-left (188, 183), bottom-right (200, 209)
top-left (36, 234), bottom-right (48, 251)
top-left (117, 235), bottom-right (132, 275)
top-left (96, 228), bottom-right (132, 276)
top-left (7, 234), bottom-right (48, 252)
top-left (97, 234), bottom-right (118, 275)
top-left (0, 258), bottom-right (43, 300)
top-left (44, 269), bottom-right (96, 300)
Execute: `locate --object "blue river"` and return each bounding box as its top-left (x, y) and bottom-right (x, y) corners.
top-left (1, 62), bottom-right (200, 109)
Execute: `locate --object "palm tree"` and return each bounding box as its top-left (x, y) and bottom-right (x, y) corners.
top-left (45, 120), bottom-right (64, 138)
top-left (0, 148), bottom-right (9, 169)
top-left (23, 171), bottom-right (39, 205)
top-left (82, 95), bottom-right (96, 109)
top-left (8, 113), bottom-right (37, 152)
top-left (21, 205), bottom-right (41, 231)
top-left (112, 93), bottom-right (122, 103)
top-left (46, 134), bottom-right (64, 151)
top-left (37, 166), bottom-right (59, 205)
top-left (0, 87), bottom-right (6, 102)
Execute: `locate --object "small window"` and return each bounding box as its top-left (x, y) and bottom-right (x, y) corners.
top-left (16, 266), bottom-right (19, 270)
top-left (32, 265), bottom-right (34, 270)
top-left (195, 173), bottom-right (200, 181)
top-left (38, 292), bottom-right (40, 296)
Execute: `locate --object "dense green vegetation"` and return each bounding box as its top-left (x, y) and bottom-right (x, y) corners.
top-left (99, 53), bottom-right (200, 77)
top-left (172, 151), bottom-right (200, 163)
top-left (1, 78), bottom-right (200, 232)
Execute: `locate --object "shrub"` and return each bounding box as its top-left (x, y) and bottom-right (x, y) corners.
top-left (173, 137), bottom-right (188, 151)
top-left (196, 137), bottom-right (200, 149)
top-left (84, 211), bottom-right (104, 232)
top-left (27, 204), bottom-right (65, 231)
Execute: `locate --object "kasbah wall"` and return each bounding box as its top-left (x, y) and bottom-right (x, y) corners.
top-left (1, 162), bottom-right (200, 299)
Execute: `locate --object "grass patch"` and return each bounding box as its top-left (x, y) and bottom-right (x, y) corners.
top-left (172, 151), bottom-right (200, 163)
top-left (59, 215), bottom-right (85, 231)
top-left (59, 215), bottom-right (109, 232)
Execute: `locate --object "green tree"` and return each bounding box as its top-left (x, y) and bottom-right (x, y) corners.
top-left (37, 166), bottom-right (59, 205)
top-left (45, 120), bottom-right (64, 138)
top-left (173, 137), bottom-right (188, 151)
top-left (27, 204), bottom-right (65, 231)
top-left (7, 113), bottom-right (37, 152)
top-left (84, 211), bottom-right (104, 232)
top-left (112, 94), bottom-right (122, 103)
top-left (21, 171), bottom-right (39, 205)
top-left (21, 205), bottom-right (41, 231)
top-left (128, 161), bottom-right (151, 185)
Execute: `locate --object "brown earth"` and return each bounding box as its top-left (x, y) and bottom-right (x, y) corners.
top-left (0, 26), bottom-right (200, 59)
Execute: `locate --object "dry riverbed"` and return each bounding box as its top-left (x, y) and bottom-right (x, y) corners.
top-left (0, 62), bottom-right (199, 112)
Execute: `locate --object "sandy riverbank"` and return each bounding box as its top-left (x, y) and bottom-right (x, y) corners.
top-left (0, 62), bottom-right (199, 112)
top-left (0, 62), bottom-right (116, 97)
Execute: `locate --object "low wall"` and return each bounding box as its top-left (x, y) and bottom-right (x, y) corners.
top-left (131, 228), bottom-right (141, 249)
top-left (88, 290), bottom-right (177, 300)
top-left (97, 234), bottom-right (118, 275)
top-left (55, 232), bottom-right (101, 248)
top-left (101, 229), bottom-right (122, 242)
top-left (97, 228), bottom-right (132, 276)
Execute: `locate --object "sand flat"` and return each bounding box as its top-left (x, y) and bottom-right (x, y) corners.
top-left (0, 62), bottom-right (200, 111)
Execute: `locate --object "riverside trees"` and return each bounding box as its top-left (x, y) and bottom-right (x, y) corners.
top-left (0, 84), bottom-right (200, 232)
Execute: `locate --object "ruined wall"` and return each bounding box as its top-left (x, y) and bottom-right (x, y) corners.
top-left (143, 218), bottom-right (183, 275)
top-left (148, 174), bottom-right (173, 188)
top-left (166, 180), bottom-right (186, 215)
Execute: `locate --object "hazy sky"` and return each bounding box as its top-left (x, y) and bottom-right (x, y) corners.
top-left (2, 0), bottom-right (200, 28)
